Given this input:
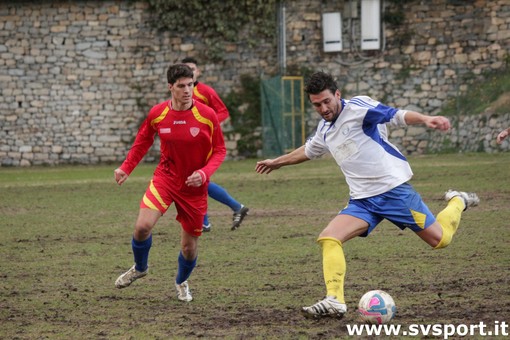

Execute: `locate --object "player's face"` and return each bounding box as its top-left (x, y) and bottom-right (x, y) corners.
top-left (309, 89), bottom-right (342, 122)
top-left (168, 77), bottom-right (194, 109)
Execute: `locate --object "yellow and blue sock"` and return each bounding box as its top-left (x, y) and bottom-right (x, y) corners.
top-left (318, 237), bottom-right (346, 304)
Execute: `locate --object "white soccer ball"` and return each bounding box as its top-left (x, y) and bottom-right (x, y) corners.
top-left (358, 290), bottom-right (397, 324)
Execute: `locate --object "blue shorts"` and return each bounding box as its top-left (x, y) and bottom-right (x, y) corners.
top-left (340, 183), bottom-right (436, 237)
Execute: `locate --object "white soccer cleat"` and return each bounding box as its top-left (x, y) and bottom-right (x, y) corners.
top-left (115, 264), bottom-right (148, 289)
top-left (301, 296), bottom-right (347, 319)
top-left (444, 189), bottom-right (480, 211)
top-left (175, 281), bottom-right (193, 302)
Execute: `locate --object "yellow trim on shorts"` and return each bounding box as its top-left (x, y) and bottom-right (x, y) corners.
top-left (142, 194), bottom-right (159, 210)
top-left (149, 180), bottom-right (168, 209)
top-left (410, 209), bottom-right (426, 229)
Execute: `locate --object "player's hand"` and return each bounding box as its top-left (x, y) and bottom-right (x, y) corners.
top-left (114, 168), bottom-right (128, 186)
top-left (427, 116), bottom-right (450, 131)
top-left (185, 170), bottom-right (205, 187)
top-left (497, 129), bottom-right (509, 144)
top-left (255, 159), bottom-right (279, 174)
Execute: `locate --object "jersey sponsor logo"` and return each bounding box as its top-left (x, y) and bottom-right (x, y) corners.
top-left (174, 120), bottom-right (187, 124)
top-left (159, 128), bottom-right (171, 134)
top-left (333, 139), bottom-right (358, 166)
top-left (190, 127), bottom-right (200, 137)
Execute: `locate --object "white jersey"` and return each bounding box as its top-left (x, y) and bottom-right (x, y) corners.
top-left (304, 96), bottom-right (412, 199)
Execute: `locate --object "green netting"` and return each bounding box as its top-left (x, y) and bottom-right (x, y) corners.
top-left (261, 76), bottom-right (306, 157)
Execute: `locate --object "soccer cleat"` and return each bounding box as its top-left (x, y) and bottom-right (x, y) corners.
top-left (202, 223), bottom-right (212, 232)
top-left (301, 296), bottom-right (347, 319)
top-left (444, 189), bottom-right (479, 211)
top-left (175, 281), bottom-right (193, 302)
top-left (115, 264), bottom-right (148, 289)
top-left (231, 205), bottom-right (249, 230)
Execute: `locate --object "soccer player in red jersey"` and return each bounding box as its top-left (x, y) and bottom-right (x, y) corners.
top-left (182, 57), bottom-right (230, 123)
top-left (182, 57), bottom-right (249, 232)
top-left (114, 64), bottom-right (226, 302)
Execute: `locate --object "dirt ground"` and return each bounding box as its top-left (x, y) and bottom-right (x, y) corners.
top-left (1, 157), bottom-right (509, 339)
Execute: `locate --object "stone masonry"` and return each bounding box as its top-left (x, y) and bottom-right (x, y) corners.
top-left (0, 0), bottom-right (508, 166)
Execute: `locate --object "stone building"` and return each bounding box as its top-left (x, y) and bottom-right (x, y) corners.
top-left (0, 0), bottom-right (508, 166)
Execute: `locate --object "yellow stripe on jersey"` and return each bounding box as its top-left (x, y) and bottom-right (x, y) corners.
top-left (149, 180), bottom-right (168, 209)
top-left (150, 106), bottom-right (169, 129)
top-left (191, 106), bottom-right (214, 160)
top-left (410, 209), bottom-right (426, 229)
top-left (193, 87), bottom-right (209, 105)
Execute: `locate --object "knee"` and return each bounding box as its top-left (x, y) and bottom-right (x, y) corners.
top-left (431, 223), bottom-right (453, 249)
top-left (417, 223), bottom-right (449, 249)
top-left (317, 236), bottom-right (342, 247)
top-left (428, 234), bottom-right (443, 249)
top-left (134, 221), bottom-right (153, 240)
top-left (181, 240), bottom-right (198, 259)
top-left (433, 232), bottom-right (452, 249)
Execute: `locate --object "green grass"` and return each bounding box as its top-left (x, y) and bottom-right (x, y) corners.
top-left (0, 153), bottom-right (509, 339)
top-left (439, 67), bottom-right (510, 116)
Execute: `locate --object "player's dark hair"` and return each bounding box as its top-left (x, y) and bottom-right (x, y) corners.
top-left (304, 71), bottom-right (338, 96)
top-left (167, 64), bottom-right (194, 84)
top-left (181, 57), bottom-right (198, 65)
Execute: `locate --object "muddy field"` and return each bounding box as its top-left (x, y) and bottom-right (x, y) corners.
top-left (1, 155), bottom-right (509, 339)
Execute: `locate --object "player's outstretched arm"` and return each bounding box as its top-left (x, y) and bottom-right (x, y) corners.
top-left (255, 145), bottom-right (309, 175)
top-left (496, 128), bottom-right (510, 144)
top-left (114, 168), bottom-right (128, 186)
top-left (404, 111), bottom-right (450, 131)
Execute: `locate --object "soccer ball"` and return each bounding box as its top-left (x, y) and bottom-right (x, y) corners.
top-left (358, 290), bottom-right (397, 324)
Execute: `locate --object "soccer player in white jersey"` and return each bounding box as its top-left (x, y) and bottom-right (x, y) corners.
top-left (255, 71), bottom-right (479, 319)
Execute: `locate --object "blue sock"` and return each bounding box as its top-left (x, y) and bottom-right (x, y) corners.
top-left (208, 182), bottom-right (242, 212)
top-left (203, 214), bottom-right (209, 226)
top-left (176, 251), bottom-right (197, 284)
top-left (132, 235), bottom-right (152, 272)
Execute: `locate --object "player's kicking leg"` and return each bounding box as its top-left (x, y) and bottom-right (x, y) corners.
top-left (444, 189), bottom-right (479, 210)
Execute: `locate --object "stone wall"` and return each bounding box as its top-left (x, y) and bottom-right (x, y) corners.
top-left (391, 112), bottom-right (510, 155)
top-left (0, 0), bottom-right (509, 166)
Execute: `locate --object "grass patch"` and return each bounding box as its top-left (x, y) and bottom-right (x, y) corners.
top-left (440, 68), bottom-right (510, 116)
top-left (0, 153), bottom-right (509, 339)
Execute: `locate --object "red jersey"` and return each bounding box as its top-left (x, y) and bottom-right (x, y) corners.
top-left (193, 82), bottom-right (229, 123)
top-left (120, 100), bottom-right (226, 192)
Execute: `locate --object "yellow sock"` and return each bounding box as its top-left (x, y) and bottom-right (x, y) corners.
top-left (318, 237), bottom-right (346, 303)
top-left (434, 196), bottom-right (464, 249)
